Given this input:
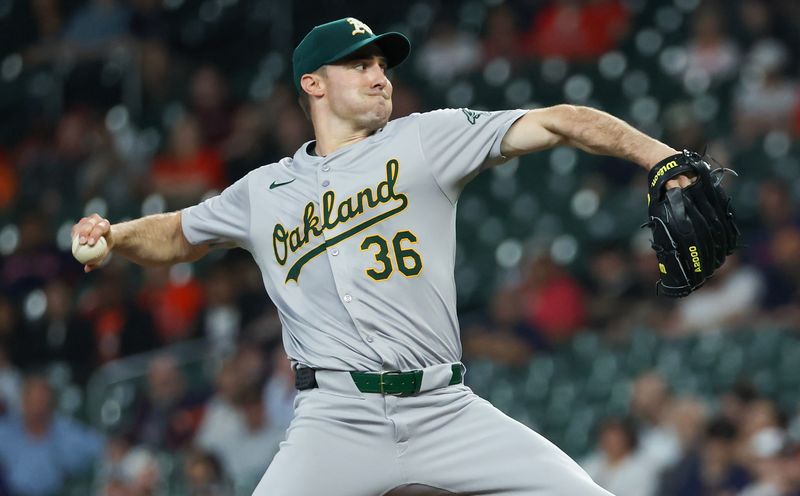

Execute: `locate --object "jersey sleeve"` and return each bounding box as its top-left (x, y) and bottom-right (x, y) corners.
top-left (417, 108), bottom-right (528, 203)
top-left (181, 173), bottom-right (252, 248)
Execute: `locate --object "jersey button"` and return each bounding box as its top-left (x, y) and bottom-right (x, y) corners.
top-left (343, 294), bottom-right (352, 303)
top-left (322, 180), bottom-right (330, 187)
top-left (330, 248), bottom-right (339, 256)
top-left (322, 165), bottom-right (331, 172)
top-left (365, 335), bottom-right (374, 343)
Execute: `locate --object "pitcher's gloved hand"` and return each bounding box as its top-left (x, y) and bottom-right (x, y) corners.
top-left (643, 150), bottom-right (740, 297)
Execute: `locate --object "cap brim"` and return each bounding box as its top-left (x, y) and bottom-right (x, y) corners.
top-left (372, 32), bottom-right (411, 69)
top-left (324, 32), bottom-right (411, 70)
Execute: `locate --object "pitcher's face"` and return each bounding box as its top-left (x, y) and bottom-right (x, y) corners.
top-left (323, 47), bottom-right (393, 131)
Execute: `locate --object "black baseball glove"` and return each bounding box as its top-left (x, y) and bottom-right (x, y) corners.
top-left (643, 150), bottom-right (740, 297)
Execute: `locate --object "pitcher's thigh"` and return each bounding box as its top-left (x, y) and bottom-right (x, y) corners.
top-left (253, 391), bottom-right (401, 496)
top-left (407, 396), bottom-right (611, 495)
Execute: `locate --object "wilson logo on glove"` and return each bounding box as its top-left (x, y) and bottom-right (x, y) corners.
top-left (650, 160), bottom-right (679, 188)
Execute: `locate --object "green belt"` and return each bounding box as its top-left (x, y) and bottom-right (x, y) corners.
top-left (349, 363), bottom-right (463, 396)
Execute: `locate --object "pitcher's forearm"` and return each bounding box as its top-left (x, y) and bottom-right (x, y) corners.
top-left (545, 105), bottom-right (678, 168)
top-left (110, 212), bottom-right (208, 266)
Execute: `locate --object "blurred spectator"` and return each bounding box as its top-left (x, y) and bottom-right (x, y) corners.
top-left (94, 434), bottom-right (134, 488)
top-left (0, 151), bottom-right (17, 211)
top-left (630, 372), bottom-right (682, 471)
top-left (14, 278), bottom-right (96, 384)
top-left (746, 180), bottom-right (796, 264)
top-left (737, 400), bottom-right (791, 495)
top-left (736, 0), bottom-right (775, 47)
top-left (0, 346), bottom-right (21, 415)
top-left (138, 39), bottom-right (185, 127)
top-left (132, 354), bottom-right (204, 450)
top-left (216, 385), bottom-right (282, 491)
top-left (151, 114), bottom-right (225, 209)
top-left (182, 448), bottom-right (232, 496)
top-left (719, 380), bottom-right (761, 428)
top-left (520, 254), bottom-right (587, 343)
top-left (740, 427), bottom-right (794, 496)
top-left (685, 6), bottom-right (741, 82)
top-left (387, 80), bottom-right (423, 120)
top-left (735, 0), bottom-right (800, 56)
top-left (415, 17), bottom-right (480, 84)
top-left (740, 399), bottom-right (786, 449)
top-left (240, 311), bottom-right (282, 353)
top-left (188, 66), bottom-right (236, 147)
top-left (222, 84), bottom-right (313, 180)
top-left (745, 180), bottom-right (800, 312)
top-left (762, 225), bottom-right (800, 325)
top-left (21, 0), bottom-right (64, 66)
top-left (794, 99), bottom-right (800, 137)
top-left (0, 375), bottom-right (103, 496)
top-left (521, 0), bottom-right (629, 61)
top-left (581, 417), bottom-right (659, 496)
top-left (664, 397), bottom-right (709, 465)
top-left (627, 230), bottom-right (667, 328)
top-left (15, 110), bottom-right (90, 216)
top-left (734, 39), bottom-right (799, 144)
top-left (129, 0), bottom-right (169, 41)
top-left (75, 119), bottom-right (139, 213)
top-left (61, 0), bottom-right (131, 53)
top-left (262, 345), bottom-right (296, 431)
top-left (658, 417), bottom-right (751, 496)
top-left (1, 211), bottom-right (69, 299)
top-left (669, 255), bottom-right (764, 334)
top-left (198, 263), bottom-right (243, 356)
top-left (480, 5), bottom-right (525, 66)
top-left (585, 244), bottom-right (644, 334)
top-left (662, 103), bottom-right (709, 153)
top-left (0, 296), bottom-right (18, 356)
top-left (235, 344), bottom-right (267, 392)
top-left (782, 444), bottom-right (800, 496)
top-left (462, 284), bottom-right (548, 366)
top-left (222, 103), bottom-right (275, 183)
top-left (80, 264), bottom-right (158, 363)
top-left (195, 359), bottom-right (246, 458)
top-left (227, 252), bottom-right (278, 328)
top-left (138, 266), bottom-right (204, 344)
top-left (272, 104), bottom-right (315, 159)
top-left (105, 446), bottom-right (162, 496)
top-left (95, 434), bottom-right (162, 495)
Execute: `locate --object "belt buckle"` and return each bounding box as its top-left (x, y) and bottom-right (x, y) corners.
top-left (379, 370), bottom-right (404, 395)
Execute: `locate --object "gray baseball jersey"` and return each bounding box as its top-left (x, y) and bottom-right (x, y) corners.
top-left (182, 108), bottom-right (614, 496)
top-left (182, 108), bottom-right (527, 372)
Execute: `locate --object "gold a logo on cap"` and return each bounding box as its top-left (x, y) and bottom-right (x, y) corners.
top-left (346, 17), bottom-right (373, 36)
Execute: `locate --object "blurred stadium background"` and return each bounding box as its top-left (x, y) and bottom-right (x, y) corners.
top-left (0, 0), bottom-right (799, 494)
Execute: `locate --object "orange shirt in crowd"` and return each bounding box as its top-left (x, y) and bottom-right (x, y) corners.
top-left (139, 279), bottom-right (204, 343)
top-left (524, 275), bottom-right (587, 343)
top-left (522, 0), bottom-right (629, 61)
top-left (151, 148), bottom-right (225, 192)
top-left (0, 151), bottom-right (17, 210)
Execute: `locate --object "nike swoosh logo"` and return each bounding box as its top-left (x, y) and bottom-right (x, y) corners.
top-left (269, 178), bottom-right (296, 190)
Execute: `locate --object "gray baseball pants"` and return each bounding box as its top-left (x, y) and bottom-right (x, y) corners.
top-left (253, 365), bottom-right (612, 495)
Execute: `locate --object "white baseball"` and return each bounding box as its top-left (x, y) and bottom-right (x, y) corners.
top-left (72, 236), bottom-right (109, 264)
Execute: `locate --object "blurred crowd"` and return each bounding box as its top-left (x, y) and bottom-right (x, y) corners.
top-left (0, 0), bottom-right (799, 494)
top-left (0, 341), bottom-right (296, 495)
top-left (581, 373), bottom-right (800, 496)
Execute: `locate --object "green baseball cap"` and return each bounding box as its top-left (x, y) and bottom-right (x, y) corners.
top-left (292, 17), bottom-right (411, 92)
